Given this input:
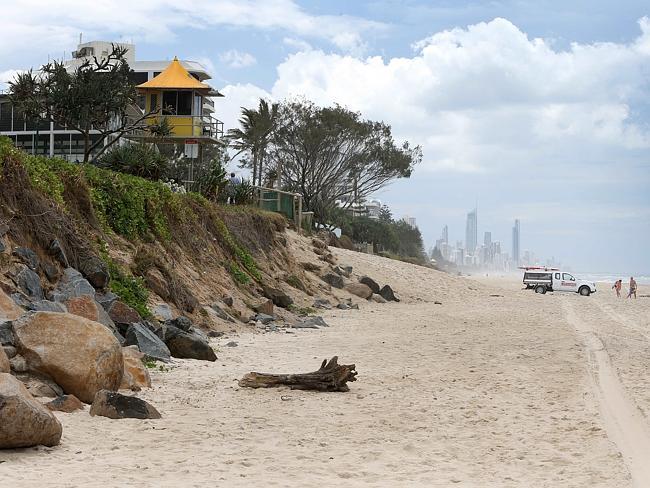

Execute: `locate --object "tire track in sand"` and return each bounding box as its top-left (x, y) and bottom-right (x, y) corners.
top-left (563, 299), bottom-right (650, 487)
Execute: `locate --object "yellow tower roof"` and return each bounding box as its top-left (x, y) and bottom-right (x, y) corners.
top-left (137, 57), bottom-right (211, 90)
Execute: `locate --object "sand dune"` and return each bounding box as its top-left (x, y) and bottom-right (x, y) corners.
top-left (2, 247), bottom-right (649, 487)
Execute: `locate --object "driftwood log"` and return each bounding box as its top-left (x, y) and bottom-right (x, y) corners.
top-left (239, 356), bottom-right (357, 392)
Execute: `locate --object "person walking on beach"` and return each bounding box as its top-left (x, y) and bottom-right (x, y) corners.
top-left (227, 172), bottom-right (241, 205)
top-left (612, 279), bottom-right (622, 298)
top-left (626, 277), bottom-right (637, 299)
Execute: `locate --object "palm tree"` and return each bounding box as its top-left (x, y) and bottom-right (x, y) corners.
top-left (226, 98), bottom-right (278, 187)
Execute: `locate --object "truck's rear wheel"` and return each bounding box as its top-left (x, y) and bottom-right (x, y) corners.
top-left (579, 286), bottom-right (591, 296)
top-left (535, 285), bottom-right (546, 294)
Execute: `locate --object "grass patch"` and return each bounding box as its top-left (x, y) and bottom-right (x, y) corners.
top-left (227, 261), bottom-right (250, 285)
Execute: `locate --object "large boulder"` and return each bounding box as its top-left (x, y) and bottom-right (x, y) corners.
top-left (293, 316), bottom-right (329, 329)
top-left (379, 285), bottom-right (400, 302)
top-left (12, 247), bottom-right (39, 271)
top-left (0, 321), bottom-right (14, 346)
top-left (79, 256), bottom-right (109, 290)
top-left (262, 285), bottom-right (293, 308)
top-left (12, 312), bottom-right (123, 403)
top-left (0, 289), bottom-right (23, 321)
top-left (144, 268), bottom-right (169, 300)
top-left (30, 300), bottom-right (67, 313)
top-left (0, 373), bottom-right (62, 448)
top-left (46, 394), bottom-right (84, 413)
top-left (322, 272), bottom-right (345, 289)
top-left (50, 268), bottom-right (95, 302)
top-left (164, 326), bottom-right (216, 362)
top-left (106, 301), bottom-right (141, 332)
top-left (345, 283), bottom-right (373, 299)
top-left (90, 390), bottom-right (161, 419)
top-left (120, 346), bottom-right (151, 390)
top-left (65, 295), bottom-right (123, 343)
top-left (253, 299), bottom-right (274, 316)
top-left (359, 276), bottom-right (381, 294)
top-left (13, 265), bottom-right (43, 300)
top-left (0, 346), bottom-right (9, 373)
top-left (124, 322), bottom-right (170, 363)
top-left (164, 316), bottom-right (193, 332)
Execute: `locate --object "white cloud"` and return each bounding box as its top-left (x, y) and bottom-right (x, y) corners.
top-left (0, 0), bottom-right (384, 63)
top-left (283, 37), bottom-right (313, 52)
top-left (263, 17), bottom-right (650, 173)
top-left (219, 50), bottom-right (257, 69)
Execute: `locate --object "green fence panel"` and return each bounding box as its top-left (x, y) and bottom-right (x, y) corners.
top-left (260, 190), bottom-right (294, 220)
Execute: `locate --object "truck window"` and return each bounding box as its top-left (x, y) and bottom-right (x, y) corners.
top-left (555, 273), bottom-right (560, 279)
top-left (562, 273), bottom-right (575, 281)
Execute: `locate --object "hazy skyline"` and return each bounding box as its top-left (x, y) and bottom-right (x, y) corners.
top-left (1, 0), bottom-right (648, 273)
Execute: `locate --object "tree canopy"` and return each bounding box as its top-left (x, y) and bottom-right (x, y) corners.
top-left (264, 99), bottom-right (421, 223)
top-left (9, 45), bottom-right (155, 162)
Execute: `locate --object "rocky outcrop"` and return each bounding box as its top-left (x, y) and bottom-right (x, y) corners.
top-left (120, 346), bottom-right (151, 390)
top-left (0, 373), bottom-right (62, 448)
top-left (12, 247), bottom-right (39, 271)
top-left (371, 294), bottom-right (387, 303)
top-left (0, 321), bottom-right (14, 346)
top-left (0, 345), bottom-right (9, 373)
top-left (12, 312), bottom-right (123, 403)
top-left (12, 265), bottom-right (44, 300)
top-left (90, 390), bottom-right (161, 420)
top-left (30, 300), bottom-right (67, 313)
top-left (253, 299), bottom-right (274, 316)
top-left (124, 322), bottom-right (170, 363)
top-left (79, 256), bottom-right (109, 289)
top-left (0, 289), bottom-right (23, 321)
top-left (262, 285), bottom-right (293, 308)
top-left (50, 268), bottom-right (95, 302)
top-left (359, 276), bottom-right (380, 294)
top-left (23, 375), bottom-right (64, 398)
top-left (345, 283), bottom-right (373, 299)
top-left (46, 394), bottom-right (84, 413)
top-left (106, 301), bottom-right (141, 332)
top-left (379, 285), bottom-right (400, 302)
top-left (164, 326), bottom-right (217, 361)
top-left (65, 295), bottom-right (122, 342)
top-left (322, 272), bottom-right (345, 289)
top-left (294, 316), bottom-right (329, 328)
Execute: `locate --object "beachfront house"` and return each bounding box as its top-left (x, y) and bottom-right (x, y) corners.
top-left (0, 40), bottom-right (224, 161)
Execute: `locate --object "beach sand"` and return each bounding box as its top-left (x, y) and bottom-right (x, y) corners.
top-left (2, 246), bottom-right (649, 487)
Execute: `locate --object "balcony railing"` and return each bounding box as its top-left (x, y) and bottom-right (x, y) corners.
top-left (132, 114), bottom-right (224, 141)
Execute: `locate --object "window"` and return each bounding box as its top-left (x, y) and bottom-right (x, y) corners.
top-left (150, 94), bottom-right (158, 112)
top-left (562, 273), bottom-right (575, 281)
top-left (177, 91), bottom-right (192, 115)
top-left (162, 92), bottom-right (176, 115)
top-left (555, 273), bottom-right (560, 279)
top-left (160, 91), bottom-right (194, 115)
top-left (0, 102), bottom-right (12, 131)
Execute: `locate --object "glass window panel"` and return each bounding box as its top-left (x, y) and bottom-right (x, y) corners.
top-left (162, 92), bottom-right (176, 115)
top-left (177, 91), bottom-right (192, 115)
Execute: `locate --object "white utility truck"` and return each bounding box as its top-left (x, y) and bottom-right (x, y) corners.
top-left (521, 267), bottom-right (596, 296)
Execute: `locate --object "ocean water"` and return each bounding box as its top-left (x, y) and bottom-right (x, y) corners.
top-left (575, 273), bottom-right (650, 285)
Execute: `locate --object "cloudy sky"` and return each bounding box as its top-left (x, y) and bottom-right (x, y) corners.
top-left (2, 0), bottom-right (649, 273)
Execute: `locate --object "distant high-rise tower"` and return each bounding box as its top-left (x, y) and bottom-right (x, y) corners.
top-left (442, 225), bottom-right (448, 244)
top-left (484, 231), bottom-right (492, 247)
top-left (512, 219), bottom-right (520, 265)
top-left (465, 208), bottom-right (477, 253)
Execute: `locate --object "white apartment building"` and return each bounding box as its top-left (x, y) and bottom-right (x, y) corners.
top-left (0, 41), bottom-right (223, 160)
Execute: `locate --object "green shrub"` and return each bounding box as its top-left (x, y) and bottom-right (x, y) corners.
top-left (98, 143), bottom-right (169, 181)
top-left (227, 261), bottom-right (250, 285)
top-left (102, 252), bottom-right (151, 318)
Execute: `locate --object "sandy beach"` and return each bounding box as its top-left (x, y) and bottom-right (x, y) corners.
top-left (2, 247), bottom-right (649, 487)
